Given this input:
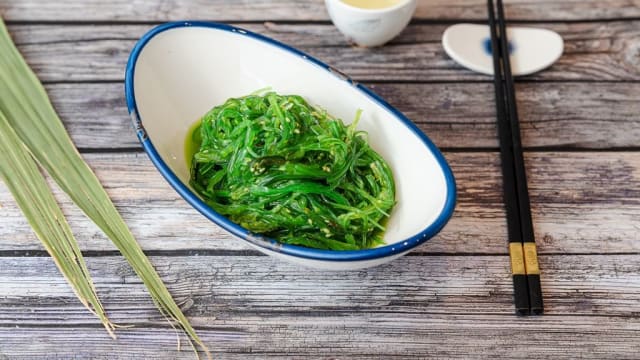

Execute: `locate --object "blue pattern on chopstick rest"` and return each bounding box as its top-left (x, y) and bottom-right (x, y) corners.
top-left (483, 37), bottom-right (515, 56)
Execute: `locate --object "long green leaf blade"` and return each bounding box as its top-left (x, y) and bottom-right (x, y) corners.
top-left (0, 110), bottom-right (115, 338)
top-left (0, 18), bottom-right (209, 357)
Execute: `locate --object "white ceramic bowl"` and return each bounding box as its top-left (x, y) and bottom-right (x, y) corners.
top-left (325, 0), bottom-right (417, 47)
top-left (125, 22), bottom-right (456, 270)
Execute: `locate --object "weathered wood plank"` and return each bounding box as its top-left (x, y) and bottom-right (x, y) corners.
top-left (1, 152), bottom-right (638, 254)
top-left (2, 315), bottom-right (639, 359)
top-left (360, 81), bottom-right (640, 148)
top-left (0, 255), bottom-right (639, 359)
top-left (0, 254), bottom-right (639, 322)
top-left (43, 82), bottom-right (640, 150)
top-left (0, 152), bottom-right (504, 253)
top-left (7, 22), bottom-right (640, 82)
top-left (46, 83), bottom-right (139, 149)
top-left (2, 0), bottom-right (639, 22)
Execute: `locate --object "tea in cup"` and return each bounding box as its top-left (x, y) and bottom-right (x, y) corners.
top-left (325, 0), bottom-right (417, 47)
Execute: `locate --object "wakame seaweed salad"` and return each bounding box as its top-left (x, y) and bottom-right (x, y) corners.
top-left (189, 91), bottom-right (396, 250)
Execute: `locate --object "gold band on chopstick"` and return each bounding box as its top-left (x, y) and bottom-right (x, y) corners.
top-left (523, 242), bottom-right (540, 275)
top-left (509, 243), bottom-right (525, 275)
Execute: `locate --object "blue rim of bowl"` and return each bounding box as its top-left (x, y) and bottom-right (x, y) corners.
top-left (124, 21), bottom-right (457, 262)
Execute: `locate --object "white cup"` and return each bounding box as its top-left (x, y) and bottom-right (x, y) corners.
top-left (325, 0), bottom-right (417, 47)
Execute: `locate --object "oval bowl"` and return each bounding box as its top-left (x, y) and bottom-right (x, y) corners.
top-left (125, 21), bottom-right (456, 270)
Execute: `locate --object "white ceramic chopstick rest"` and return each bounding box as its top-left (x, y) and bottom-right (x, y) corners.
top-left (442, 23), bottom-right (563, 76)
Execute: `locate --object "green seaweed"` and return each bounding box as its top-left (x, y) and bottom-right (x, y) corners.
top-left (189, 92), bottom-right (396, 250)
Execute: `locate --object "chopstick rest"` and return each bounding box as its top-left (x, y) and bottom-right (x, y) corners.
top-left (442, 24), bottom-right (563, 76)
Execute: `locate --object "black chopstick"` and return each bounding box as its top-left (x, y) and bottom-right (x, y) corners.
top-left (495, 0), bottom-right (544, 315)
top-left (487, 0), bottom-right (544, 315)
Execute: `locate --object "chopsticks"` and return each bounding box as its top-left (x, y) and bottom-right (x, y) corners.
top-left (487, 0), bottom-right (544, 315)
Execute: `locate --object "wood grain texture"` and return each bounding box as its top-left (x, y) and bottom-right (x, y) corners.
top-left (1, 315), bottom-right (639, 359)
top-left (0, 255), bottom-right (639, 358)
top-left (1, 152), bottom-right (638, 254)
top-left (2, 1), bottom-right (640, 357)
top-left (0, 254), bottom-right (639, 321)
top-left (0, 152), bottom-right (503, 253)
top-left (42, 82), bottom-right (640, 150)
top-left (7, 21), bottom-right (640, 82)
top-left (2, 0), bottom-right (640, 22)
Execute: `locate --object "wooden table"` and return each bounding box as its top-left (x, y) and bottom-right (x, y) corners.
top-left (1, 1), bottom-right (639, 358)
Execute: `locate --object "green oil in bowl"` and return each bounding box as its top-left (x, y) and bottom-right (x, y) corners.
top-left (184, 120), bottom-right (202, 168)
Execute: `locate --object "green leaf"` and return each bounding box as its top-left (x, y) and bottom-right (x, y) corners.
top-left (0, 110), bottom-right (115, 338)
top-left (0, 18), bottom-right (209, 358)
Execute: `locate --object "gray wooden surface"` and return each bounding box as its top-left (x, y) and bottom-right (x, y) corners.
top-left (1, 0), bottom-right (639, 358)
